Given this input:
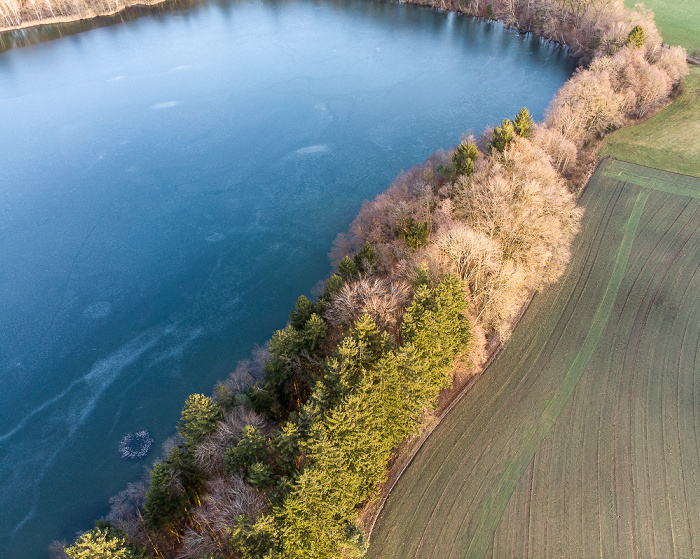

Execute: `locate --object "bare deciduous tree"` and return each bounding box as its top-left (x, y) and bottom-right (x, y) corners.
top-left (194, 406), bottom-right (270, 477)
top-left (178, 475), bottom-right (265, 559)
top-left (545, 68), bottom-right (627, 146)
top-left (324, 277), bottom-right (412, 338)
top-left (532, 124), bottom-right (578, 174)
top-left (435, 224), bottom-right (502, 292)
top-left (103, 481), bottom-right (150, 544)
top-left (446, 136), bottom-right (582, 334)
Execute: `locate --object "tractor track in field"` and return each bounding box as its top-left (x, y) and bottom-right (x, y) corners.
top-left (615, 197), bottom-right (700, 553)
top-left (411, 178), bottom-right (626, 558)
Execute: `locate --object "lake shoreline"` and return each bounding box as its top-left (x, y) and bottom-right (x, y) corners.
top-left (0, 3), bottom-right (578, 556)
top-left (0, 0), bottom-right (166, 33)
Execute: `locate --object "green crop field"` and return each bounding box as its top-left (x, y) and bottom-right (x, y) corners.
top-left (601, 66), bottom-right (700, 178)
top-left (624, 0), bottom-right (700, 53)
top-left (367, 158), bottom-right (700, 558)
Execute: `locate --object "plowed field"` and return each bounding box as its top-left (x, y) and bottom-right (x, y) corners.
top-left (367, 158), bottom-right (700, 558)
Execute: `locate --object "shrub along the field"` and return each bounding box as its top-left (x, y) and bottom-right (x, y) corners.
top-left (543, 44), bottom-right (687, 157)
top-left (445, 137), bottom-right (582, 332)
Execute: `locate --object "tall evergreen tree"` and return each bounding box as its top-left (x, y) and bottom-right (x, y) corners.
top-left (177, 393), bottom-right (222, 449)
top-left (354, 242), bottom-right (377, 274)
top-left (452, 139), bottom-right (479, 176)
top-left (490, 118), bottom-right (516, 153)
top-left (513, 107), bottom-right (534, 138)
top-left (143, 448), bottom-right (205, 529)
top-left (65, 525), bottom-right (146, 559)
top-left (289, 295), bottom-right (315, 330)
top-left (337, 256), bottom-right (358, 280)
top-left (626, 25), bottom-right (645, 47)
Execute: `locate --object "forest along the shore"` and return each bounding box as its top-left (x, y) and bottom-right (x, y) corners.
top-left (0, 0), bottom-right (166, 31)
top-left (53, 0), bottom-right (691, 557)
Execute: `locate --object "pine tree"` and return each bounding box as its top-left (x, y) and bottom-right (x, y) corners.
top-left (142, 448), bottom-right (205, 529)
top-left (452, 139), bottom-right (479, 177)
top-left (354, 242), bottom-right (377, 274)
top-left (626, 25), bottom-right (644, 48)
top-left (289, 295), bottom-right (315, 330)
top-left (224, 425), bottom-right (269, 474)
top-left (513, 107), bottom-right (534, 138)
top-left (490, 118), bottom-right (516, 153)
top-left (177, 394), bottom-right (222, 449)
top-left (319, 274), bottom-right (343, 303)
top-left (65, 526), bottom-right (140, 559)
top-left (302, 313), bottom-right (327, 351)
top-left (337, 256), bottom-right (358, 280)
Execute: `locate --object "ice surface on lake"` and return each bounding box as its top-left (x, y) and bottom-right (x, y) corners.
top-left (206, 232), bottom-right (225, 242)
top-left (0, 2), bottom-right (574, 555)
top-left (84, 301), bottom-right (112, 318)
top-left (149, 101), bottom-right (179, 109)
top-left (295, 144), bottom-right (329, 155)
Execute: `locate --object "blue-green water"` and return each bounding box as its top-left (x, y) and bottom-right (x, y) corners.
top-left (0, 2), bottom-right (574, 556)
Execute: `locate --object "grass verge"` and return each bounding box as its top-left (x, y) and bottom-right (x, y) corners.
top-left (624, 0), bottom-right (700, 54)
top-left (600, 66), bottom-right (700, 178)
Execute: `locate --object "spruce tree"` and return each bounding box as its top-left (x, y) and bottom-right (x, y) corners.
top-left (626, 25), bottom-right (645, 48)
top-left (452, 139), bottom-right (479, 177)
top-left (65, 526), bottom-right (143, 559)
top-left (177, 393), bottom-right (222, 449)
top-left (354, 241), bottom-right (377, 274)
top-left (490, 118), bottom-right (516, 153)
top-left (513, 107), bottom-right (534, 138)
top-left (289, 295), bottom-right (315, 330)
top-left (337, 256), bottom-right (358, 280)
top-left (142, 448), bottom-right (205, 529)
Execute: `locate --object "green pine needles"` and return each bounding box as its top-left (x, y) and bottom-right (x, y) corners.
top-left (177, 394), bottom-right (222, 449)
top-left (228, 274), bottom-right (471, 558)
top-left (491, 108), bottom-right (534, 153)
top-left (626, 25), bottom-right (645, 48)
top-left (513, 107), bottom-right (534, 138)
top-left (453, 139), bottom-right (479, 177)
top-left (65, 524), bottom-right (149, 559)
top-left (490, 118), bottom-right (515, 153)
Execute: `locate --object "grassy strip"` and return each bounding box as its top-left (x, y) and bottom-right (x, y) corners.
top-left (601, 67), bottom-right (700, 178)
top-left (602, 158), bottom-right (700, 198)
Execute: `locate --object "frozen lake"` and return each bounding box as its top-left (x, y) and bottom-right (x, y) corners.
top-left (0, 1), bottom-right (574, 555)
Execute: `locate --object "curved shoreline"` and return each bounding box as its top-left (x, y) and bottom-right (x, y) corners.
top-left (12, 0), bottom-right (684, 554)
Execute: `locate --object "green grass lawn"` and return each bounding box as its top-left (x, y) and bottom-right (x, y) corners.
top-left (601, 66), bottom-right (700, 178)
top-left (367, 159), bottom-right (700, 558)
top-left (624, 0), bottom-right (700, 54)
